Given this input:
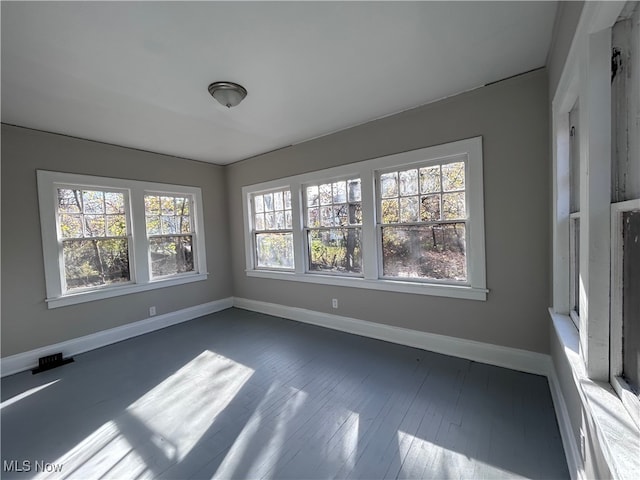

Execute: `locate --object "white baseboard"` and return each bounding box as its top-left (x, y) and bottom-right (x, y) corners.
top-left (547, 367), bottom-right (585, 480)
top-left (1, 297), bottom-right (234, 377)
top-left (233, 297), bottom-right (551, 376)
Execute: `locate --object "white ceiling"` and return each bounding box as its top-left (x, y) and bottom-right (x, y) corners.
top-left (1, 2), bottom-right (557, 165)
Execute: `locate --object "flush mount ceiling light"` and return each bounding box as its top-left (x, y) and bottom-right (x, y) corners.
top-left (208, 81), bottom-right (247, 108)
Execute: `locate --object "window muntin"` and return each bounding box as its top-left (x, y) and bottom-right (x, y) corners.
top-left (251, 189), bottom-right (294, 270)
top-left (377, 159), bottom-right (467, 282)
top-left (57, 187), bottom-right (131, 292)
top-left (305, 178), bottom-right (362, 275)
top-left (144, 194), bottom-right (195, 278)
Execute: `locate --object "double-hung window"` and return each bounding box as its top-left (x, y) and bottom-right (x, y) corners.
top-left (250, 188), bottom-right (294, 270)
top-left (38, 171), bottom-right (208, 308)
top-left (551, 0), bottom-right (640, 435)
top-left (305, 178), bottom-right (362, 275)
top-left (378, 159), bottom-right (467, 282)
top-left (243, 136), bottom-right (486, 300)
top-left (144, 193), bottom-right (195, 278)
top-left (57, 187), bottom-right (131, 291)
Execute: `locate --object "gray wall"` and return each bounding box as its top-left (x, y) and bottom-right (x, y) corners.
top-left (227, 69), bottom-right (551, 354)
top-left (1, 124), bottom-right (232, 357)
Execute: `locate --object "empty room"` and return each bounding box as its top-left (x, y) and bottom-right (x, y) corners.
top-left (1, 1), bottom-right (638, 479)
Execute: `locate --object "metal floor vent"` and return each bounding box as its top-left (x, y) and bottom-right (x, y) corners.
top-left (32, 352), bottom-right (74, 374)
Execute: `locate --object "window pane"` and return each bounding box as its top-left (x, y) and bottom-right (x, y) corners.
top-left (352, 204), bottom-right (362, 224)
top-left (265, 212), bottom-right (275, 229)
top-left (285, 210), bottom-right (292, 229)
top-left (256, 232), bottom-right (294, 269)
top-left (442, 162), bottom-right (465, 191)
top-left (320, 206), bottom-right (333, 227)
top-left (400, 196), bottom-right (419, 223)
top-left (399, 169), bottom-right (419, 196)
top-left (160, 196), bottom-right (175, 215)
top-left (146, 215), bottom-right (161, 235)
top-left (60, 214), bottom-right (82, 238)
top-left (307, 186), bottom-right (319, 207)
top-left (254, 213), bottom-right (265, 231)
top-left (308, 208), bottom-right (320, 227)
top-left (333, 205), bottom-right (348, 226)
top-left (263, 193), bottom-right (274, 211)
top-left (161, 215), bottom-right (178, 234)
top-left (145, 195), bottom-right (160, 215)
top-left (58, 189), bottom-right (82, 213)
top-left (421, 195), bottom-right (441, 221)
top-left (175, 197), bottom-right (189, 215)
top-left (569, 103), bottom-right (580, 212)
top-left (308, 228), bottom-right (362, 274)
top-left (571, 217), bottom-right (580, 314)
top-left (442, 192), bottom-right (466, 220)
top-left (106, 215), bottom-right (127, 237)
top-left (381, 199), bottom-right (399, 223)
top-left (84, 215), bottom-right (105, 237)
top-left (420, 166), bottom-right (441, 194)
top-left (180, 216), bottom-right (191, 234)
top-left (332, 181), bottom-right (347, 203)
top-left (63, 238), bottom-right (130, 291)
top-left (105, 192), bottom-right (125, 214)
top-left (254, 194), bottom-right (264, 213)
top-left (275, 211), bottom-right (285, 229)
top-left (274, 191), bottom-right (284, 210)
top-left (319, 184), bottom-right (332, 205)
top-left (381, 224), bottom-right (467, 281)
top-left (623, 210), bottom-right (640, 396)
top-left (348, 179), bottom-right (361, 202)
top-left (284, 190), bottom-right (292, 209)
top-left (149, 236), bottom-right (194, 277)
top-left (380, 172), bottom-right (398, 198)
top-left (82, 190), bottom-right (104, 214)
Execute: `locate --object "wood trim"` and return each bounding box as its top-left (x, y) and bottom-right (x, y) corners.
top-left (233, 297), bottom-right (550, 376)
top-left (0, 298), bottom-right (234, 377)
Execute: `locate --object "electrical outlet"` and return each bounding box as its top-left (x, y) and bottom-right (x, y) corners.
top-left (332, 298), bottom-right (338, 309)
top-left (149, 306), bottom-right (156, 316)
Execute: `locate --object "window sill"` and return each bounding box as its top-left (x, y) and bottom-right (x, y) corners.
top-left (246, 269), bottom-right (487, 300)
top-left (549, 310), bottom-right (640, 480)
top-left (45, 273), bottom-right (209, 309)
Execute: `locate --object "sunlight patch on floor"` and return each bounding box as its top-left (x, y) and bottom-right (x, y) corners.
top-left (34, 350), bottom-right (253, 479)
top-left (127, 350), bottom-right (254, 462)
top-left (396, 429), bottom-right (526, 479)
top-left (214, 383), bottom-right (308, 479)
top-left (1, 380), bottom-right (60, 410)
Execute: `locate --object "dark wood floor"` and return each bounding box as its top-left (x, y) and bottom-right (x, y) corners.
top-left (1, 308), bottom-right (568, 479)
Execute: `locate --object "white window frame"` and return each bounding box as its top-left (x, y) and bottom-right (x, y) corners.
top-left (37, 171), bottom-right (208, 308)
top-left (249, 186), bottom-right (295, 271)
top-left (375, 156), bottom-right (469, 286)
top-left (610, 199), bottom-right (640, 430)
top-left (303, 175), bottom-right (363, 277)
top-left (242, 137), bottom-right (487, 301)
